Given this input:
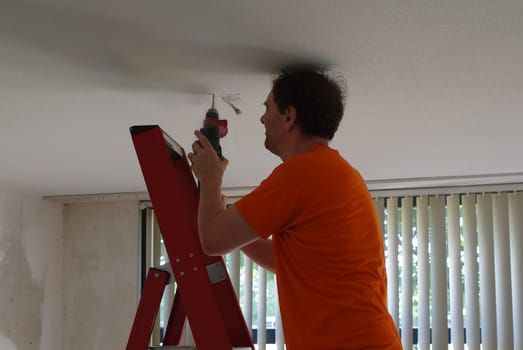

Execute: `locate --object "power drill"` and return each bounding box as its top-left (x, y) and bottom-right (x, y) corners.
top-left (200, 94), bottom-right (228, 159)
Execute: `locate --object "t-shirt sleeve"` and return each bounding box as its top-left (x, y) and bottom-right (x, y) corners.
top-left (235, 163), bottom-right (303, 240)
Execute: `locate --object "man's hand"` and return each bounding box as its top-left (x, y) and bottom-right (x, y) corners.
top-left (187, 130), bottom-right (257, 256)
top-left (188, 130), bottom-right (229, 185)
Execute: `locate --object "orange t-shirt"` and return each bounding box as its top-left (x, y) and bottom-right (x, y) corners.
top-left (235, 145), bottom-right (402, 349)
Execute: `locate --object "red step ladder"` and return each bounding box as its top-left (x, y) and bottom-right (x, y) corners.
top-left (127, 125), bottom-right (254, 350)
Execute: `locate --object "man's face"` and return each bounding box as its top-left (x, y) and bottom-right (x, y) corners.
top-left (260, 91), bottom-right (287, 155)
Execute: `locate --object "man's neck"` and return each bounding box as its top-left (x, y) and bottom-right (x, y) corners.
top-left (279, 135), bottom-right (329, 161)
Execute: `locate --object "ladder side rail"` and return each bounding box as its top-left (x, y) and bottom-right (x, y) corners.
top-left (162, 289), bottom-right (186, 345)
top-left (126, 268), bottom-right (170, 350)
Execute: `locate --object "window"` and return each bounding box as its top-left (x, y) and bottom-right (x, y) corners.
top-left (375, 191), bottom-right (523, 349)
top-left (140, 189), bottom-right (523, 350)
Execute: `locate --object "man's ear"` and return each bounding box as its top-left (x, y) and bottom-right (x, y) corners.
top-left (284, 105), bottom-right (297, 129)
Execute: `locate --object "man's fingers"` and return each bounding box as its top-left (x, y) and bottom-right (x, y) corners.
top-left (191, 142), bottom-right (198, 153)
top-left (194, 130), bottom-right (212, 148)
top-left (192, 130), bottom-right (228, 165)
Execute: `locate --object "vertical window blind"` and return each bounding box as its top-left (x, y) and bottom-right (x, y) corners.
top-left (376, 191), bottom-right (522, 350)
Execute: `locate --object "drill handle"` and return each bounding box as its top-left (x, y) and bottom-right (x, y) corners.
top-left (199, 125), bottom-right (223, 159)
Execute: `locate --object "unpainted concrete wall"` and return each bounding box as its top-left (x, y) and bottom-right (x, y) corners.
top-left (0, 192), bottom-right (63, 350)
top-left (62, 200), bottom-right (140, 350)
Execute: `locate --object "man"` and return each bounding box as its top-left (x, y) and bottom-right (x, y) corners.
top-left (188, 69), bottom-right (402, 349)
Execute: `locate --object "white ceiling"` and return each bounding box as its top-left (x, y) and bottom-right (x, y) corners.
top-left (1, 0), bottom-right (522, 196)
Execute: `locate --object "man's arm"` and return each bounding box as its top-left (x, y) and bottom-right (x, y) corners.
top-left (189, 130), bottom-right (259, 256)
top-left (241, 240), bottom-right (276, 273)
top-left (199, 204), bottom-right (259, 256)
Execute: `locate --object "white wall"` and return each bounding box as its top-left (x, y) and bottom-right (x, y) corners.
top-left (0, 191), bottom-right (63, 350)
top-left (62, 200), bottom-right (140, 350)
